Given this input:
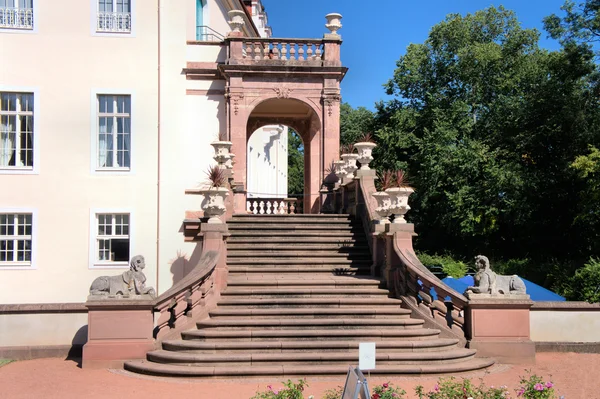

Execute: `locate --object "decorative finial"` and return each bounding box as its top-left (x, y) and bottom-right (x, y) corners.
top-left (325, 13), bottom-right (343, 36)
top-left (228, 10), bottom-right (246, 34)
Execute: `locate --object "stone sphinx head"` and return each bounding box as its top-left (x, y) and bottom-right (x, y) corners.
top-left (130, 255), bottom-right (145, 272)
top-left (475, 255), bottom-right (490, 272)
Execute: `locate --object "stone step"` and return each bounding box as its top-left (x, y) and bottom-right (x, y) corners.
top-left (145, 348), bottom-right (477, 366)
top-left (228, 231), bottom-right (363, 238)
top-left (196, 318), bottom-right (423, 330)
top-left (232, 214), bottom-right (352, 219)
top-left (227, 244), bottom-right (370, 251)
top-left (226, 258), bottom-right (372, 266)
top-left (228, 266), bottom-right (371, 277)
top-left (181, 328), bottom-right (442, 342)
top-left (123, 358), bottom-right (496, 378)
top-left (227, 224), bottom-right (359, 231)
top-left (227, 237), bottom-right (364, 244)
top-left (216, 297), bottom-right (401, 309)
top-left (208, 307), bottom-right (411, 319)
top-left (229, 218), bottom-right (353, 224)
top-left (220, 287), bottom-right (390, 299)
top-left (226, 278), bottom-right (382, 289)
top-left (162, 338), bottom-right (460, 354)
top-left (227, 251), bottom-right (370, 259)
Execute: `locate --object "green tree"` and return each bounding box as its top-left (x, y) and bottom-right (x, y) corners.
top-left (340, 102), bottom-right (375, 146)
top-left (376, 6), bottom-right (600, 285)
top-left (562, 257), bottom-right (600, 302)
top-left (287, 129), bottom-right (304, 197)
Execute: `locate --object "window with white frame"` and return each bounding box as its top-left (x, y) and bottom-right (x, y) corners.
top-left (95, 213), bottom-right (130, 264)
top-left (97, 94), bottom-right (131, 169)
top-left (0, 92), bottom-right (33, 169)
top-left (0, 0), bottom-right (33, 30)
top-left (97, 0), bottom-right (131, 33)
top-left (0, 213), bottom-right (32, 267)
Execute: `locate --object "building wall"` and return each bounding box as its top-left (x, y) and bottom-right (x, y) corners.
top-left (247, 125), bottom-right (288, 199)
top-left (0, 0), bottom-right (159, 304)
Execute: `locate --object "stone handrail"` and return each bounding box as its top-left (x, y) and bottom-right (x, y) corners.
top-left (388, 236), bottom-right (468, 345)
top-left (152, 225), bottom-right (228, 341)
top-left (227, 36), bottom-right (341, 67)
top-left (336, 171), bottom-right (468, 344)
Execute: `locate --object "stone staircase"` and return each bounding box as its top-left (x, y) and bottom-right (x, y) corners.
top-left (125, 214), bottom-right (494, 377)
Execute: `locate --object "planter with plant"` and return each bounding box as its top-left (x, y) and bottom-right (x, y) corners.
top-left (385, 169), bottom-right (414, 224)
top-left (354, 132), bottom-right (377, 170)
top-left (211, 140), bottom-right (233, 168)
top-left (372, 170), bottom-right (395, 224)
top-left (340, 143), bottom-right (359, 180)
top-left (200, 164), bottom-right (229, 224)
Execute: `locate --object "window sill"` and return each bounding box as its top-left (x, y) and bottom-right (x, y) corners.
top-left (0, 167), bottom-right (38, 175)
top-left (0, 26), bottom-right (35, 34)
top-left (94, 167), bottom-right (131, 175)
top-left (0, 263), bottom-right (34, 270)
top-left (90, 261), bottom-right (129, 269)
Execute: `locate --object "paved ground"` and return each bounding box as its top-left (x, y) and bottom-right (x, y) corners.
top-left (0, 353), bottom-right (598, 398)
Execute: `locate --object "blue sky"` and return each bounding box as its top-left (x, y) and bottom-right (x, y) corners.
top-left (261, 0), bottom-right (567, 110)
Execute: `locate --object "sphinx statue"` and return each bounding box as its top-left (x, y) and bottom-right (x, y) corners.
top-left (464, 255), bottom-right (526, 298)
top-left (89, 255), bottom-right (156, 298)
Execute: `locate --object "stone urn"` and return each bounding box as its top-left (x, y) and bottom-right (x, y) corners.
top-left (228, 10), bottom-right (246, 33)
top-left (354, 142), bottom-right (376, 170)
top-left (201, 187), bottom-right (229, 224)
top-left (225, 153), bottom-right (235, 170)
top-left (333, 160), bottom-right (346, 181)
top-left (211, 141), bottom-right (232, 168)
top-left (371, 192), bottom-right (392, 224)
top-left (325, 13), bottom-right (343, 35)
top-left (385, 187), bottom-right (414, 223)
top-left (341, 153), bottom-right (359, 179)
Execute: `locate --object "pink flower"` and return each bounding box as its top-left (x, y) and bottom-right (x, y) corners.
top-left (517, 388), bottom-right (525, 396)
top-left (434, 384), bottom-right (439, 392)
top-left (383, 383), bottom-right (389, 388)
top-left (545, 381), bottom-right (554, 388)
top-left (267, 385), bottom-right (273, 391)
top-left (534, 383), bottom-right (544, 391)
top-left (273, 390), bottom-right (279, 395)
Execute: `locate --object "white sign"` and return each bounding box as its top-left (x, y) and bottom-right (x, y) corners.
top-left (359, 342), bottom-right (376, 370)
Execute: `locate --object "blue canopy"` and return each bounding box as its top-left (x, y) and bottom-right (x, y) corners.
top-left (446, 275), bottom-right (566, 302)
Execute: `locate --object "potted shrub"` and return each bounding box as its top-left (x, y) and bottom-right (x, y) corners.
top-left (386, 169), bottom-right (414, 224)
top-left (354, 132), bottom-right (377, 170)
top-left (200, 164), bottom-right (229, 224)
top-left (340, 143), bottom-right (359, 179)
top-left (372, 170), bottom-right (394, 224)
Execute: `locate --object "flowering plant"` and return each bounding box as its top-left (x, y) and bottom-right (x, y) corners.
top-left (371, 382), bottom-right (407, 399)
top-left (250, 379), bottom-right (309, 399)
top-left (415, 377), bottom-right (509, 399)
top-left (516, 372), bottom-right (559, 399)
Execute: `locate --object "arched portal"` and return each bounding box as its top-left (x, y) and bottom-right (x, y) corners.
top-left (245, 98), bottom-right (320, 213)
top-left (219, 38), bottom-right (346, 214)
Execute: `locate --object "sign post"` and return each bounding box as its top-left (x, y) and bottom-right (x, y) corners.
top-left (341, 366), bottom-right (370, 399)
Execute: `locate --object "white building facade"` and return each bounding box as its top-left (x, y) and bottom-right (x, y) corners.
top-left (0, 0), bottom-right (283, 306)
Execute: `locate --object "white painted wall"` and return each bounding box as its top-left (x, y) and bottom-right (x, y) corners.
top-left (531, 310), bottom-right (600, 342)
top-left (247, 125), bottom-right (289, 199)
top-left (0, 313), bottom-right (88, 346)
top-left (0, 0), bottom-right (159, 304)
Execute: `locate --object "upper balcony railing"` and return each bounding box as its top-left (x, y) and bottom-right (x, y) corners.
top-left (97, 11), bottom-right (131, 33)
top-left (227, 37), bottom-right (341, 67)
top-left (0, 7), bottom-right (33, 29)
top-left (196, 25), bottom-right (225, 42)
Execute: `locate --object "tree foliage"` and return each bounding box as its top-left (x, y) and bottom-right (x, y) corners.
top-left (340, 5), bottom-right (600, 298)
top-left (287, 129), bottom-right (304, 197)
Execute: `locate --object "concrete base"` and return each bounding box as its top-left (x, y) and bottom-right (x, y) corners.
top-left (82, 301), bottom-right (155, 369)
top-left (465, 298), bottom-right (536, 364)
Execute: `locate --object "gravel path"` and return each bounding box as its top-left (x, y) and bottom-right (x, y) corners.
top-left (0, 353), bottom-right (598, 398)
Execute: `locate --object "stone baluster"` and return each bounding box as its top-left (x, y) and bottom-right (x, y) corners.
top-left (263, 42), bottom-right (270, 60)
top-left (289, 43), bottom-right (296, 61)
top-left (171, 291), bottom-right (189, 329)
top-left (281, 42), bottom-right (288, 60)
top-left (307, 44), bottom-right (314, 61)
top-left (154, 302), bottom-right (173, 339)
top-left (272, 42), bottom-right (280, 60)
top-left (298, 43), bottom-right (305, 61)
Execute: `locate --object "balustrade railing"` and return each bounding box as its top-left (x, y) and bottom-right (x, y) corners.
top-left (96, 12), bottom-right (131, 33)
top-left (246, 197), bottom-right (303, 214)
top-left (0, 7), bottom-right (33, 29)
top-left (240, 38), bottom-right (324, 65)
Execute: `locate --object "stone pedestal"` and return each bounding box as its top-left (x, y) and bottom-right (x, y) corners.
top-left (82, 299), bottom-right (155, 369)
top-left (465, 297), bottom-right (536, 364)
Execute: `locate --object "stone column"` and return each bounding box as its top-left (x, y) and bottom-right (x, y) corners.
top-left (465, 297), bottom-right (536, 364)
top-left (226, 82), bottom-right (248, 214)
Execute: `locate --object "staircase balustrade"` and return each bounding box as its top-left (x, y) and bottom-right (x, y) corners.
top-left (333, 171), bottom-right (468, 344)
top-left (246, 198), bottom-right (303, 214)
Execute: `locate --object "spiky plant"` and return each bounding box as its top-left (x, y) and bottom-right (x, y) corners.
top-left (356, 132), bottom-right (375, 143)
top-left (395, 169), bottom-right (410, 187)
top-left (378, 170), bottom-right (395, 191)
top-left (205, 164), bottom-right (227, 188)
top-left (340, 143), bottom-right (355, 155)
